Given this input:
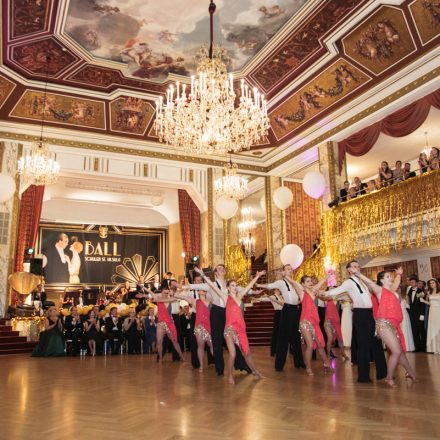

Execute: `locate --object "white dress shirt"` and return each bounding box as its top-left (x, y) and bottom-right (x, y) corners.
top-left (190, 279), bottom-right (227, 307)
top-left (55, 244), bottom-right (66, 263)
top-left (170, 300), bottom-right (181, 315)
top-left (326, 277), bottom-right (372, 309)
top-left (266, 279), bottom-right (299, 305)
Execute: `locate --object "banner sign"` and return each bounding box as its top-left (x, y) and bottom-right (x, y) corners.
top-left (37, 223), bottom-right (166, 286)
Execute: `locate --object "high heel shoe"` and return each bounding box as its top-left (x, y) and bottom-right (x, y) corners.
top-left (405, 373), bottom-right (416, 382)
top-left (306, 368), bottom-right (314, 376)
top-left (323, 364), bottom-right (335, 373)
top-left (385, 379), bottom-right (397, 388)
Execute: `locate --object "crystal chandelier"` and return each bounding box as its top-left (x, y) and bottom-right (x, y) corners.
top-left (214, 160), bottom-right (248, 200)
top-left (240, 234), bottom-right (256, 258)
top-left (17, 55), bottom-right (60, 186)
top-left (239, 207), bottom-right (256, 258)
top-left (154, 1), bottom-right (269, 156)
top-left (422, 131), bottom-right (432, 156)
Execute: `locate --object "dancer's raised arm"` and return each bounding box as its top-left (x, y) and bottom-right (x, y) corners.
top-left (352, 269), bottom-right (381, 297)
top-left (238, 271), bottom-right (265, 300)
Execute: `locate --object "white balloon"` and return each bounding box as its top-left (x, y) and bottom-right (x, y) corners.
top-left (280, 244), bottom-right (304, 270)
top-left (259, 195), bottom-right (266, 211)
top-left (273, 186), bottom-right (293, 210)
top-left (0, 173), bottom-right (16, 203)
top-left (215, 197), bottom-right (238, 220)
top-left (302, 171), bottom-right (326, 199)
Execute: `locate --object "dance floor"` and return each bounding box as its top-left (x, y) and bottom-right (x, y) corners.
top-left (1, 348), bottom-right (440, 439)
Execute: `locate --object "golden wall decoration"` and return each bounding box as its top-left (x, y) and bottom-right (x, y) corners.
top-left (10, 90), bottom-right (105, 129)
top-left (409, 0), bottom-right (440, 45)
top-left (225, 245), bottom-right (251, 287)
top-left (342, 6), bottom-right (416, 75)
top-left (323, 169), bottom-right (440, 268)
top-left (270, 59), bottom-right (369, 140)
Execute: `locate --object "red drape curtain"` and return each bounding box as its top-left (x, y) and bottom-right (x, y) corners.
top-left (177, 189), bottom-right (201, 262)
top-left (338, 89), bottom-right (440, 172)
top-left (14, 185), bottom-right (45, 272)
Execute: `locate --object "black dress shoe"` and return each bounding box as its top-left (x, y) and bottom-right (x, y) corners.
top-left (357, 378), bottom-right (373, 383)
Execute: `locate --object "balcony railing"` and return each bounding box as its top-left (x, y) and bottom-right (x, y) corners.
top-left (322, 168), bottom-right (440, 268)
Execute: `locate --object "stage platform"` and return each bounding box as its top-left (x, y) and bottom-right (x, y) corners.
top-left (1, 348), bottom-right (439, 439)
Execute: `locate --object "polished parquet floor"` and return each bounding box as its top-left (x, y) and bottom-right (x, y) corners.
top-left (1, 348), bottom-right (440, 440)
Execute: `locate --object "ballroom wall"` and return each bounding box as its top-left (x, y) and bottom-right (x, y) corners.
top-left (168, 222), bottom-right (185, 280)
top-left (284, 181), bottom-right (321, 259)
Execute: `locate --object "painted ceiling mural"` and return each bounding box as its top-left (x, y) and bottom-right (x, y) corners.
top-left (64, 0), bottom-right (307, 81)
top-left (0, 0), bottom-right (439, 160)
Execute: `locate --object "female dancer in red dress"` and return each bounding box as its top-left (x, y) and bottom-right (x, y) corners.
top-left (288, 275), bottom-right (333, 376)
top-left (175, 290), bottom-right (214, 372)
top-left (353, 267), bottom-right (416, 387)
top-left (194, 267), bottom-right (264, 384)
top-left (151, 291), bottom-right (185, 362)
top-left (323, 298), bottom-right (350, 361)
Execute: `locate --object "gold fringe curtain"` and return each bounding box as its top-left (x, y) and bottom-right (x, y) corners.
top-left (294, 246), bottom-right (326, 281)
top-left (323, 169), bottom-right (440, 268)
top-left (225, 245), bottom-right (251, 286)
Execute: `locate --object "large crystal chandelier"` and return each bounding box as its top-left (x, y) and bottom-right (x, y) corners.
top-left (238, 207), bottom-right (256, 236)
top-left (214, 160), bottom-right (248, 200)
top-left (154, 1), bottom-right (269, 156)
top-left (17, 55), bottom-right (60, 186)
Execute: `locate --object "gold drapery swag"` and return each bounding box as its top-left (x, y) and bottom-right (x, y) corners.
top-left (322, 169), bottom-right (440, 269)
top-left (225, 245), bottom-right (251, 286)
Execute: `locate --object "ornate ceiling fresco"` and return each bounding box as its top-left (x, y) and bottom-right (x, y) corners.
top-left (64, 0), bottom-right (307, 81)
top-left (0, 0), bottom-right (439, 166)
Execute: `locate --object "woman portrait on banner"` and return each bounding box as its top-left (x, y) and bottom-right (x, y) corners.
top-left (67, 236), bottom-right (84, 284)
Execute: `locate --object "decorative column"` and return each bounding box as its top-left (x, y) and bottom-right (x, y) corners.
top-left (0, 141), bottom-right (21, 317)
top-left (265, 176), bottom-right (284, 280)
top-left (318, 141), bottom-right (347, 209)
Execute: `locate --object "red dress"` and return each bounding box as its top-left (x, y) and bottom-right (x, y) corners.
top-left (194, 299), bottom-right (212, 342)
top-left (376, 287), bottom-right (406, 352)
top-left (156, 302), bottom-right (177, 342)
top-left (324, 300), bottom-right (343, 342)
top-left (300, 291), bottom-right (325, 349)
top-left (224, 296), bottom-right (249, 355)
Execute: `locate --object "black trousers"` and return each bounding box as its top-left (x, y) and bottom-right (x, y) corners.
top-left (353, 308), bottom-right (387, 382)
top-left (351, 324), bottom-right (358, 364)
top-left (107, 330), bottom-right (124, 354)
top-left (171, 314), bottom-right (184, 361)
top-left (410, 313), bottom-right (426, 352)
top-left (189, 313), bottom-right (200, 369)
top-left (210, 304), bottom-right (249, 375)
top-left (275, 304), bottom-right (304, 371)
top-left (270, 310), bottom-right (281, 357)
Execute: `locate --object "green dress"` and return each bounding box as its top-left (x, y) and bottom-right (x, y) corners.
top-left (32, 318), bottom-right (66, 357)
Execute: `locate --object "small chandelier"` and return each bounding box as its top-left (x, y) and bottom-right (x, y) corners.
top-left (240, 234), bottom-right (256, 258)
top-left (238, 207), bottom-right (256, 236)
top-left (154, 1), bottom-right (269, 156)
top-left (17, 55), bottom-right (60, 186)
top-left (422, 131), bottom-right (432, 156)
top-left (214, 159), bottom-right (248, 200)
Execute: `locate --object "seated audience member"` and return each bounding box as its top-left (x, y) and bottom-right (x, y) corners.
top-left (393, 160), bottom-right (404, 183)
top-left (347, 186), bottom-right (357, 200)
top-left (32, 307), bottom-right (65, 357)
top-left (104, 307), bottom-right (124, 355)
top-left (339, 180), bottom-right (350, 202)
top-left (378, 161), bottom-right (393, 186)
top-left (353, 177), bottom-right (367, 195)
top-left (419, 152), bottom-right (430, 174)
top-left (123, 308), bottom-right (142, 354)
top-left (32, 284), bottom-right (53, 313)
top-left (403, 162), bottom-right (416, 180)
top-left (429, 147), bottom-right (439, 170)
top-left (84, 310), bottom-right (102, 356)
top-left (143, 307), bottom-right (157, 354)
top-left (366, 179), bottom-right (377, 193)
top-left (64, 306), bottom-right (84, 356)
top-left (312, 237), bottom-right (320, 251)
top-left (151, 274), bottom-right (161, 292)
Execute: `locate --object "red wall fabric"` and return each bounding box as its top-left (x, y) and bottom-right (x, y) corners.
top-left (338, 89), bottom-right (440, 172)
top-left (177, 189), bottom-right (201, 263)
top-left (14, 185), bottom-right (45, 272)
top-left (284, 181), bottom-right (321, 258)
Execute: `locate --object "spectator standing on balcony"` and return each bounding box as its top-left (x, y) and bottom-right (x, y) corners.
top-left (339, 180), bottom-right (350, 202)
top-left (429, 147), bottom-right (439, 170)
top-left (353, 177), bottom-right (367, 196)
top-left (347, 187), bottom-right (357, 200)
top-left (379, 161), bottom-right (393, 187)
top-left (366, 180), bottom-right (377, 193)
top-left (403, 162), bottom-right (416, 180)
top-left (393, 160), bottom-right (404, 183)
top-left (418, 152), bottom-right (430, 174)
